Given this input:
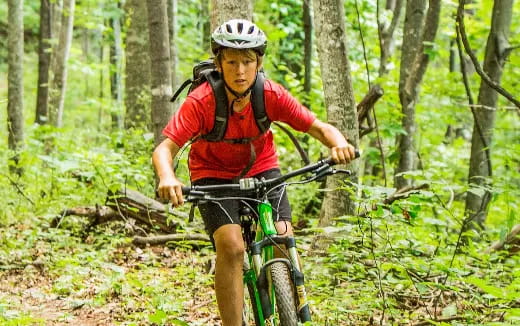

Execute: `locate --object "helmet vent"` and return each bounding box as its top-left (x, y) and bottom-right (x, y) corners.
top-left (237, 22), bottom-right (243, 33)
top-left (248, 26), bottom-right (255, 34)
top-left (226, 24), bottom-right (232, 33)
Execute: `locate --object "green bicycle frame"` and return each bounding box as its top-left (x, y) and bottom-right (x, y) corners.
top-left (243, 201), bottom-right (277, 326)
top-left (242, 200), bottom-right (312, 325)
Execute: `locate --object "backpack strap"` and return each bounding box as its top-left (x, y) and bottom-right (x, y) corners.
top-left (170, 78), bottom-right (193, 103)
top-left (201, 70), bottom-right (229, 142)
top-left (250, 72), bottom-right (270, 133)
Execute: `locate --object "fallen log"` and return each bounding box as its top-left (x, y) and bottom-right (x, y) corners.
top-left (52, 205), bottom-right (119, 228)
top-left (53, 188), bottom-right (189, 233)
top-left (133, 233), bottom-right (210, 246)
top-left (485, 224), bottom-right (520, 254)
top-left (106, 187), bottom-right (189, 233)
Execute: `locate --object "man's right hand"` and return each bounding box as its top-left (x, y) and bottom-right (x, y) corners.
top-left (157, 176), bottom-right (185, 207)
top-left (152, 138), bottom-right (184, 207)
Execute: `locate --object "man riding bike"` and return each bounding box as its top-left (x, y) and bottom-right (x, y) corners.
top-left (152, 19), bottom-right (356, 326)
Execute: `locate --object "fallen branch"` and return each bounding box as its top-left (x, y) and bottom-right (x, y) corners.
top-left (485, 224), bottom-right (520, 254)
top-left (52, 205), bottom-right (119, 228)
top-left (133, 234), bottom-right (210, 245)
top-left (0, 173), bottom-right (35, 205)
top-left (353, 183), bottom-right (430, 219)
top-left (357, 85), bottom-right (384, 138)
top-left (383, 183), bottom-right (430, 205)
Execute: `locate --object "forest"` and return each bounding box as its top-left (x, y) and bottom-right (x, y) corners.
top-left (1, 0), bottom-right (519, 325)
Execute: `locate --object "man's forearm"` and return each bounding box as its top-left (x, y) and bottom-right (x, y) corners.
top-left (152, 139), bottom-right (180, 180)
top-left (308, 120), bottom-right (349, 148)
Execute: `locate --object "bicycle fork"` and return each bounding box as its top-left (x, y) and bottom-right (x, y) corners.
top-left (249, 235), bottom-right (312, 323)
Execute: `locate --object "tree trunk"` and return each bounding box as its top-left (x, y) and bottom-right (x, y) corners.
top-left (313, 0), bottom-right (359, 226)
top-left (146, 0), bottom-right (173, 146)
top-left (210, 0), bottom-right (253, 30)
top-left (98, 39), bottom-right (105, 127)
top-left (35, 0), bottom-right (52, 125)
top-left (124, 0), bottom-right (151, 129)
top-left (48, 0), bottom-right (75, 127)
top-left (167, 0), bottom-right (179, 91)
top-left (395, 0), bottom-right (441, 189)
top-left (7, 0), bottom-right (25, 166)
top-left (109, 9), bottom-right (123, 130)
top-left (200, 0), bottom-right (211, 53)
top-left (378, 0), bottom-right (403, 76)
top-left (50, 0), bottom-right (62, 39)
top-left (464, 0), bottom-right (513, 227)
top-left (303, 0), bottom-right (313, 108)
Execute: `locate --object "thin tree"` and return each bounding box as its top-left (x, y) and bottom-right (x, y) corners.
top-left (303, 0), bottom-right (313, 108)
top-left (35, 0), bottom-right (52, 124)
top-left (200, 0), bottom-right (211, 53)
top-left (48, 0), bottom-right (75, 127)
top-left (210, 0), bottom-right (253, 29)
top-left (109, 4), bottom-right (124, 130)
top-left (313, 0), bottom-right (360, 224)
top-left (146, 0), bottom-right (173, 146)
top-left (395, 0), bottom-right (441, 189)
top-left (124, 0), bottom-right (151, 129)
top-left (377, 0), bottom-right (404, 76)
top-left (7, 0), bottom-right (25, 170)
top-left (462, 0), bottom-right (514, 228)
top-left (167, 0), bottom-right (179, 91)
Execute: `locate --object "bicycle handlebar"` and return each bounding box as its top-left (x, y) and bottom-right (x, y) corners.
top-left (182, 151), bottom-right (359, 200)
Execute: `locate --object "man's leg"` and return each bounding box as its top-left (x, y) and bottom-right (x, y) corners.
top-left (213, 224), bottom-right (245, 326)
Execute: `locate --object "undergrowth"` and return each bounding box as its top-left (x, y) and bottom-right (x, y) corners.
top-left (0, 125), bottom-right (518, 325)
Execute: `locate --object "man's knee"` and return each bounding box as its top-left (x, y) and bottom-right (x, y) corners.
top-left (214, 224), bottom-right (245, 262)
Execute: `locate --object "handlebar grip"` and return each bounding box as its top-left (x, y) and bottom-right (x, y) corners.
top-left (325, 149), bottom-right (361, 165)
top-left (181, 186), bottom-right (192, 195)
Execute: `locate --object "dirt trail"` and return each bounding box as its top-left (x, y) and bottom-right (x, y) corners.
top-left (1, 270), bottom-right (118, 325)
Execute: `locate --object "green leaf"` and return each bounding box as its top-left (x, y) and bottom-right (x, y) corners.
top-left (466, 277), bottom-right (507, 299)
top-left (148, 310), bottom-right (167, 324)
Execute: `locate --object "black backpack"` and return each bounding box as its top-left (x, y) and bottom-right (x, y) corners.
top-left (170, 60), bottom-right (270, 144)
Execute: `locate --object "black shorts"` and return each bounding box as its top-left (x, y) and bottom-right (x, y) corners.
top-left (193, 168), bottom-right (292, 239)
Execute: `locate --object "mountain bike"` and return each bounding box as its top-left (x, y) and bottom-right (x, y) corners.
top-left (181, 157), bottom-right (355, 326)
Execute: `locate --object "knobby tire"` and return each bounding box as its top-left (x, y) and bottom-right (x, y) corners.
top-left (270, 262), bottom-right (298, 326)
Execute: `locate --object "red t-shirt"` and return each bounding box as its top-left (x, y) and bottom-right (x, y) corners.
top-left (162, 79), bottom-right (316, 181)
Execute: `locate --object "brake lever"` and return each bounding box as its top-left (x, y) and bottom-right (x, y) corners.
top-left (331, 168), bottom-right (352, 175)
top-left (314, 166), bottom-right (335, 180)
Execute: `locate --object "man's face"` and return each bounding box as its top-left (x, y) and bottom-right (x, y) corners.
top-left (219, 49), bottom-right (259, 95)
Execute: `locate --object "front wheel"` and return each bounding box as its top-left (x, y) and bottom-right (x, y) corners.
top-left (271, 262), bottom-right (298, 326)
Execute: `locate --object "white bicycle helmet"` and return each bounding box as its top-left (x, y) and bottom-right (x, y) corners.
top-left (211, 19), bottom-right (267, 56)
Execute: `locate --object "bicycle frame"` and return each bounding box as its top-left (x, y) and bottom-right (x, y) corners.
top-left (242, 200), bottom-right (311, 325)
